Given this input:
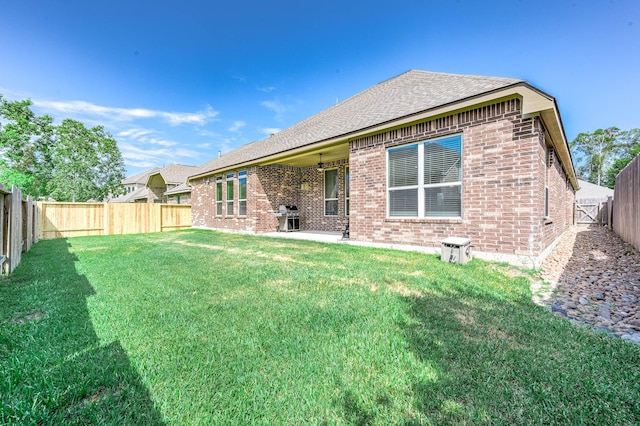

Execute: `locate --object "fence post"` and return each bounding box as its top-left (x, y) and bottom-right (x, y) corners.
top-left (8, 186), bottom-right (23, 274)
top-left (103, 202), bottom-right (110, 235)
top-left (32, 198), bottom-right (38, 244)
top-left (0, 185), bottom-right (6, 272)
top-left (157, 204), bottom-right (163, 233)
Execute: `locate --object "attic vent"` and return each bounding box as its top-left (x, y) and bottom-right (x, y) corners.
top-left (547, 147), bottom-right (555, 167)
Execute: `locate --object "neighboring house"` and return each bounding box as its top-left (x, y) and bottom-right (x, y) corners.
top-left (576, 179), bottom-right (614, 202)
top-left (148, 164), bottom-right (198, 203)
top-left (111, 164), bottom-right (197, 203)
top-left (188, 70), bottom-right (578, 267)
top-left (165, 182), bottom-right (192, 205)
top-left (123, 167), bottom-right (161, 194)
top-left (109, 167), bottom-right (160, 203)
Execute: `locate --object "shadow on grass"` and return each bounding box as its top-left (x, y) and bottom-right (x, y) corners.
top-left (400, 268), bottom-right (640, 425)
top-left (0, 239), bottom-right (164, 425)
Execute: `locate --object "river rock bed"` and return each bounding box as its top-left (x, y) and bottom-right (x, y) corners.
top-left (536, 225), bottom-right (640, 341)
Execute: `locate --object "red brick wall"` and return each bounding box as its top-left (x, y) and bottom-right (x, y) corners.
top-left (190, 97), bottom-right (575, 258)
top-left (192, 168), bottom-right (259, 232)
top-left (166, 193), bottom-right (192, 205)
top-left (148, 186), bottom-right (165, 203)
top-left (349, 98), bottom-right (574, 257)
top-left (298, 160), bottom-right (349, 232)
top-left (542, 135), bottom-right (576, 250)
top-left (191, 163), bottom-right (351, 233)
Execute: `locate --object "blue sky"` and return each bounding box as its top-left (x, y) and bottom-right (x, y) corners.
top-left (1, 0), bottom-right (638, 176)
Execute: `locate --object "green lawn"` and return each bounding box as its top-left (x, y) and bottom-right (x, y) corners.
top-left (1, 230), bottom-right (639, 425)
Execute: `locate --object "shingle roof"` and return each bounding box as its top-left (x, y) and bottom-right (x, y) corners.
top-left (152, 164), bottom-right (200, 185)
top-left (109, 186), bottom-right (149, 203)
top-left (122, 167), bottom-right (161, 185)
top-left (193, 70), bottom-right (523, 177)
top-left (164, 182), bottom-right (191, 196)
top-left (576, 179), bottom-right (614, 201)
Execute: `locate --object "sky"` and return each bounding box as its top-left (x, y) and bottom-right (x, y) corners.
top-left (1, 0), bottom-right (638, 177)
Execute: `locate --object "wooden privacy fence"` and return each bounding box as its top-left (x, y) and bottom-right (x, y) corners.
top-left (613, 153), bottom-right (640, 251)
top-left (1, 184), bottom-right (37, 274)
top-left (38, 202), bottom-right (192, 240)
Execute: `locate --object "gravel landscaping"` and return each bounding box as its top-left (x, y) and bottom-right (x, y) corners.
top-left (536, 225), bottom-right (640, 341)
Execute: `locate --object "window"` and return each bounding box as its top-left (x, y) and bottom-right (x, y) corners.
top-left (226, 173), bottom-right (235, 216)
top-left (324, 169), bottom-right (338, 216)
top-left (238, 170), bottom-right (247, 216)
top-left (544, 146), bottom-right (552, 218)
top-left (345, 166), bottom-right (350, 216)
top-left (215, 176), bottom-right (223, 216)
top-left (388, 134), bottom-right (462, 218)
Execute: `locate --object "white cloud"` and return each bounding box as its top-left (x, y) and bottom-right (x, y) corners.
top-left (261, 127), bottom-right (281, 135)
top-left (33, 100), bottom-right (219, 126)
top-left (118, 128), bottom-right (154, 138)
top-left (261, 99), bottom-right (286, 114)
top-left (118, 128), bottom-right (177, 147)
top-left (260, 98), bottom-right (291, 122)
top-left (257, 86), bottom-right (276, 93)
top-left (229, 120), bottom-right (246, 132)
top-left (119, 141), bottom-right (201, 167)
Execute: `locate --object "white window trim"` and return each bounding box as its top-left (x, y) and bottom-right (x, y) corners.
top-left (544, 145), bottom-right (551, 220)
top-left (386, 134), bottom-right (463, 219)
top-left (345, 165), bottom-right (350, 217)
top-left (238, 170), bottom-right (247, 217)
top-left (324, 168), bottom-right (339, 217)
top-left (225, 172), bottom-right (235, 217)
top-left (215, 176), bottom-right (223, 216)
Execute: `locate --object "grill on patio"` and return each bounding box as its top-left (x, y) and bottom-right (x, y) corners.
top-left (274, 205), bottom-right (300, 232)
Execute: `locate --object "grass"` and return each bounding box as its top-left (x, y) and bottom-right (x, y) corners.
top-left (1, 229), bottom-right (640, 425)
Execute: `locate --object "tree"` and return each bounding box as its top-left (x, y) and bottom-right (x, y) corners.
top-left (93, 126), bottom-right (126, 201)
top-left (0, 95), bottom-right (55, 197)
top-left (48, 119), bottom-right (125, 202)
top-left (570, 127), bottom-right (620, 186)
top-left (603, 128), bottom-right (640, 188)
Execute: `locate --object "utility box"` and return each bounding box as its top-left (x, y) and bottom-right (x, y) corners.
top-left (441, 237), bottom-right (472, 264)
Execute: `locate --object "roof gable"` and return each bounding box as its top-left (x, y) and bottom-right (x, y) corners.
top-left (149, 164), bottom-right (199, 185)
top-left (123, 167), bottom-right (161, 185)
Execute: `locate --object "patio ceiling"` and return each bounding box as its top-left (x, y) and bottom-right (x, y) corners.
top-left (259, 141), bottom-right (350, 168)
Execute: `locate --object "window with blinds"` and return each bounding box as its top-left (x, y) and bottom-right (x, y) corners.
top-left (345, 166), bottom-right (350, 216)
top-left (215, 176), bottom-right (223, 216)
top-left (238, 170), bottom-right (247, 216)
top-left (388, 134), bottom-right (462, 218)
top-left (226, 173), bottom-right (235, 216)
top-left (324, 169), bottom-right (339, 216)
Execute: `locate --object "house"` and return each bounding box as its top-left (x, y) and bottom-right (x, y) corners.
top-left (108, 167), bottom-right (160, 203)
top-left (146, 164), bottom-right (198, 204)
top-left (165, 182), bottom-right (192, 205)
top-left (576, 179), bottom-right (614, 201)
top-left (188, 70), bottom-right (578, 267)
top-left (110, 164), bottom-right (197, 203)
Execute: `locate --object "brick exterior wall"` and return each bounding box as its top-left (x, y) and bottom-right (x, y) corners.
top-left (167, 193), bottom-right (192, 205)
top-left (148, 186), bottom-right (165, 203)
top-left (191, 164), bottom-right (350, 233)
top-left (349, 98), bottom-right (574, 258)
top-left (190, 96), bottom-right (575, 260)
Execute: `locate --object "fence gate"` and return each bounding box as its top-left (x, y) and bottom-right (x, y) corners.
top-left (576, 200), bottom-right (601, 224)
